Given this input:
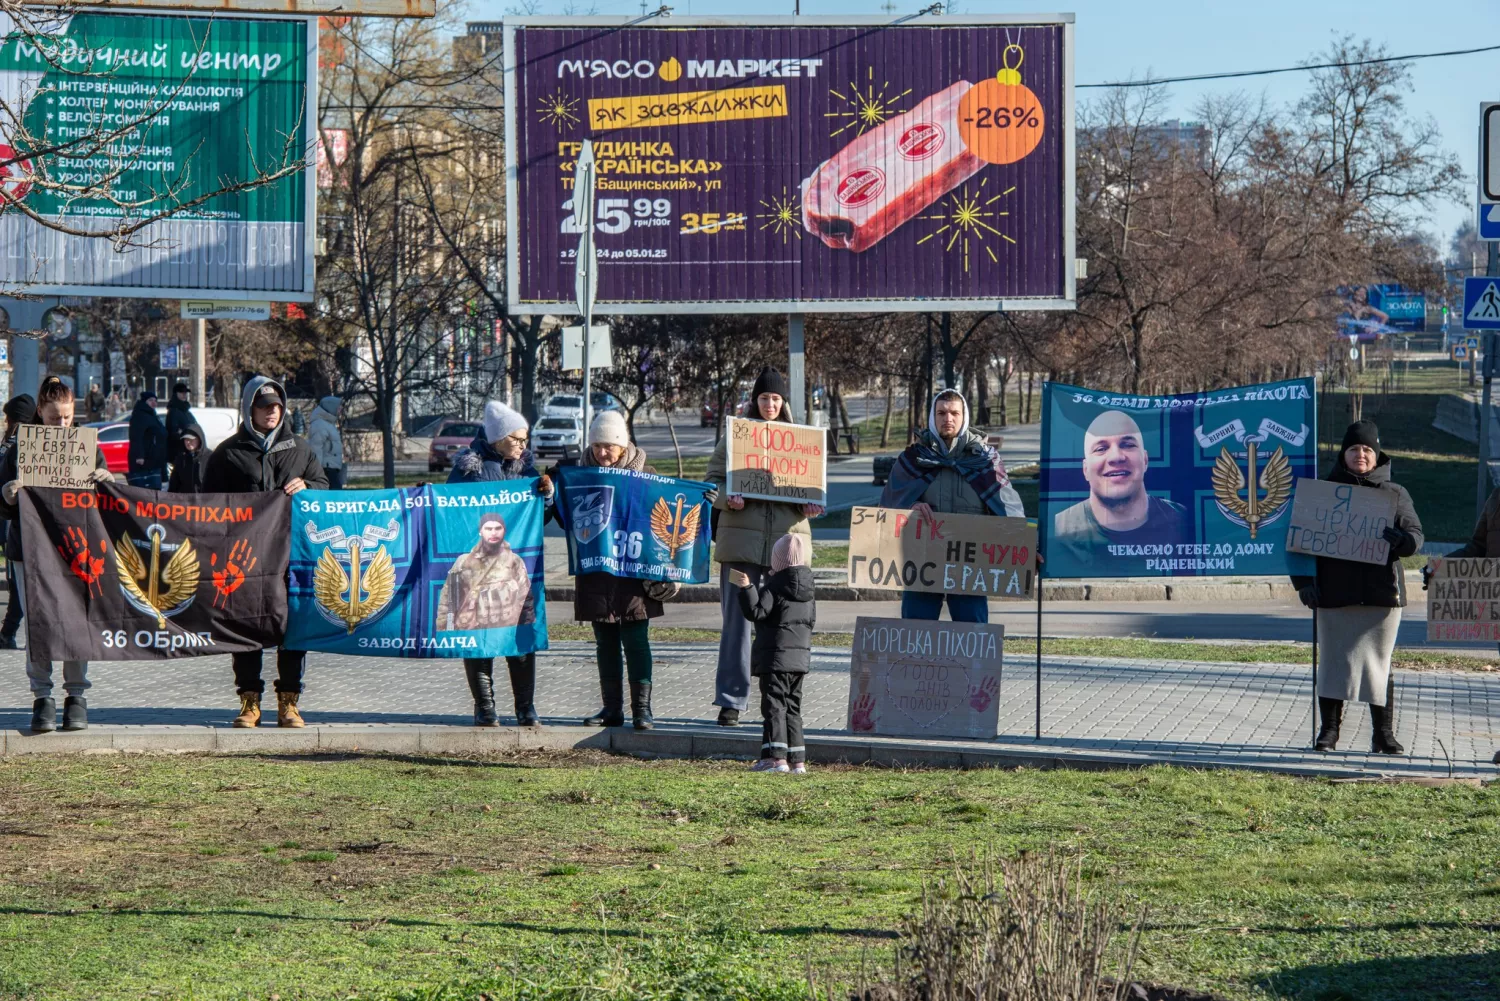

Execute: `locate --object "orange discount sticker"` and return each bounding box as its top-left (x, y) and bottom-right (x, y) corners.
top-left (957, 46), bottom-right (1046, 165)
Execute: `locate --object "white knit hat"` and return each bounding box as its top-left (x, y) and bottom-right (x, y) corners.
top-left (483, 400), bottom-right (527, 443)
top-left (771, 533), bottom-right (809, 572)
top-left (588, 409), bottom-right (629, 447)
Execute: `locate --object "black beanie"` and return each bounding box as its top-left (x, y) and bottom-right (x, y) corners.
top-left (173, 382), bottom-right (189, 395)
top-left (1341, 420), bottom-right (1380, 452)
top-left (4, 394), bottom-right (35, 424)
top-left (751, 367), bottom-right (789, 401)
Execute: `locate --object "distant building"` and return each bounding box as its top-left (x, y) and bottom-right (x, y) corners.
top-left (455, 22), bottom-right (503, 65)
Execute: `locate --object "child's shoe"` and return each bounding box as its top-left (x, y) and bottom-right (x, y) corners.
top-left (750, 758), bottom-right (790, 773)
top-left (790, 762), bottom-right (807, 774)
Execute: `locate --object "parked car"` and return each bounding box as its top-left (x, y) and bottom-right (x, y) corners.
top-left (533, 416), bottom-right (582, 458)
top-left (428, 420), bottom-right (484, 472)
top-left (88, 406), bottom-right (239, 475)
top-left (700, 391), bottom-right (750, 427)
top-left (542, 392), bottom-right (623, 421)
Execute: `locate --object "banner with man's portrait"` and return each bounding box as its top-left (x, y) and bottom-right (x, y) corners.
top-left (285, 482), bottom-right (548, 658)
top-left (1039, 379), bottom-right (1318, 579)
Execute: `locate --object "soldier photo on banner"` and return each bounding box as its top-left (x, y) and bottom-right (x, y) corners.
top-left (1039, 379), bottom-right (1318, 578)
top-left (554, 465), bottom-right (714, 584)
top-left (285, 482), bottom-right (548, 658)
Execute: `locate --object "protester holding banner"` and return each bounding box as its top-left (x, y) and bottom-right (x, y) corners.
top-left (128, 389), bottom-right (169, 490)
top-left (204, 376), bottom-right (328, 728)
top-left (705, 368), bottom-right (822, 727)
top-left (0, 393), bottom-right (33, 650)
top-left (447, 399), bottom-right (554, 727)
top-left (0, 377), bottom-right (113, 732)
top-left (167, 422), bottom-right (210, 494)
top-left (733, 533), bottom-right (816, 773)
top-left (1292, 420), bottom-right (1422, 754)
top-left (879, 389), bottom-right (1023, 623)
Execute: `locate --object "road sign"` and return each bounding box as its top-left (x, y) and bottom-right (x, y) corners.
top-left (1467, 336), bottom-right (1482, 349)
top-left (1464, 277), bottom-right (1500, 329)
top-left (1454, 345), bottom-right (1470, 360)
top-left (573, 138), bottom-right (599, 437)
top-left (561, 325), bottom-right (612, 371)
top-left (1481, 103), bottom-right (1500, 239)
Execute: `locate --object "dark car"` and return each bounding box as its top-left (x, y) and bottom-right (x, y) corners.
top-left (428, 420), bottom-right (483, 472)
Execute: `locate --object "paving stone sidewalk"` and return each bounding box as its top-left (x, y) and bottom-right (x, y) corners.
top-left (1, 643), bottom-right (1495, 778)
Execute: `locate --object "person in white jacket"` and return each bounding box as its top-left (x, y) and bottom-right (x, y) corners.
top-left (307, 396), bottom-right (346, 489)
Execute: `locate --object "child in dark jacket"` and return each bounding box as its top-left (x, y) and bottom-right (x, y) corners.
top-left (168, 425), bottom-right (211, 494)
top-left (733, 533), bottom-right (815, 773)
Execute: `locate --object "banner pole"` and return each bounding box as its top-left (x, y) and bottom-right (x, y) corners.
top-left (1311, 608), bottom-right (1319, 746)
top-left (1034, 570), bottom-right (1043, 741)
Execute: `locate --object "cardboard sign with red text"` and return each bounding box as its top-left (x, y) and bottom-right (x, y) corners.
top-left (847, 616), bottom-right (1004, 739)
top-left (725, 416), bottom-right (827, 505)
top-left (847, 506), bottom-right (1035, 598)
top-left (1425, 557), bottom-right (1500, 641)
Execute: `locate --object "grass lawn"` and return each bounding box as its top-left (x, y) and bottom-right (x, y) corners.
top-left (0, 755), bottom-right (1495, 1001)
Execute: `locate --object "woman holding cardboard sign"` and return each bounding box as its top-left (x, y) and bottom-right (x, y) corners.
top-left (1291, 420), bottom-right (1422, 754)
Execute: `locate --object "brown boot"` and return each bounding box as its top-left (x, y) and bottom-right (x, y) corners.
top-left (232, 693), bottom-right (261, 728)
top-left (276, 692), bottom-right (305, 728)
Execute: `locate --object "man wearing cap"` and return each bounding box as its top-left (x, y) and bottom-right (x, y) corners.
top-left (128, 389), bottom-right (169, 489)
top-left (165, 381), bottom-right (197, 465)
top-left (1050, 409), bottom-right (1187, 568)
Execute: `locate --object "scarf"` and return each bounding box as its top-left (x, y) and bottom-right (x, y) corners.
top-left (884, 428), bottom-right (1014, 516)
top-left (584, 441), bottom-right (647, 472)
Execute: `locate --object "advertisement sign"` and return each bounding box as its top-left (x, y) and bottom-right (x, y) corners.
top-left (1284, 478), bottom-right (1398, 566)
top-left (725, 415), bottom-right (827, 504)
top-left (847, 616), bottom-right (1003, 739)
top-left (505, 16), bottom-right (1075, 313)
top-left (1039, 379), bottom-right (1317, 578)
top-left (1426, 557), bottom-right (1500, 641)
top-left (0, 12), bottom-right (315, 300)
top-left (1336, 285), bottom-right (1426, 341)
top-left (847, 505), bottom-right (1034, 598)
top-left (182, 301), bottom-right (273, 321)
top-left (555, 465), bottom-right (713, 583)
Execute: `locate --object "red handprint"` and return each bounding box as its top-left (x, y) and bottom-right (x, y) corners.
top-left (850, 693), bottom-right (877, 732)
top-left (968, 675), bottom-right (998, 713)
top-left (58, 527), bottom-right (106, 597)
top-left (210, 539), bottom-right (257, 608)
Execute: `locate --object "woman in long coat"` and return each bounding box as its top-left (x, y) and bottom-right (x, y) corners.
top-left (1292, 419), bottom-right (1422, 754)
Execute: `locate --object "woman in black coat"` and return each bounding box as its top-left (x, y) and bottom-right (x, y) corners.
top-left (1291, 419), bottom-right (1422, 754)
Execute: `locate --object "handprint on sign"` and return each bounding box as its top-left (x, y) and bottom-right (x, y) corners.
top-left (968, 675), bottom-right (998, 713)
top-left (850, 693), bottom-right (877, 732)
top-left (58, 527), bottom-right (106, 597)
top-left (210, 540), bottom-right (257, 609)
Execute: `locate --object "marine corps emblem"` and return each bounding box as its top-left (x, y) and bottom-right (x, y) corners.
top-left (308, 520), bottom-right (400, 633)
top-left (116, 524), bottom-right (200, 628)
top-left (649, 492), bottom-right (702, 561)
top-left (570, 486), bottom-right (614, 545)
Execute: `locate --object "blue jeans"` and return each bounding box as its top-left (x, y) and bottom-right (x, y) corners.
top-left (714, 562), bottom-right (762, 711)
top-left (900, 590), bottom-right (989, 623)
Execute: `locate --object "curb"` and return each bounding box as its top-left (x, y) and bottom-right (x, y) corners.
top-left (0, 722), bottom-right (1468, 780)
top-left (543, 580), bottom-right (1305, 603)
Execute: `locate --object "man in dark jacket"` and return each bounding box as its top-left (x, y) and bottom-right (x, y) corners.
top-left (127, 390), bottom-right (168, 489)
top-left (204, 375), bottom-right (328, 729)
top-left (165, 382), bottom-right (196, 464)
top-left (0, 393), bottom-right (34, 648)
top-left (733, 533), bottom-right (816, 773)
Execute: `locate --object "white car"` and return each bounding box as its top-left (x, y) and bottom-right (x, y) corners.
top-left (541, 392), bottom-right (624, 421)
top-left (533, 416), bottom-right (582, 458)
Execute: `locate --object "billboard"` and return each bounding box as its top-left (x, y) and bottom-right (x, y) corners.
top-left (0, 12), bottom-right (315, 300)
top-left (1336, 284), bottom-right (1425, 341)
top-left (504, 16), bottom-right (1075, 314)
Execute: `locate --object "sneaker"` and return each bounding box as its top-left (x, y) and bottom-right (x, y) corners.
top-left (750, 758), bottom-right (789, 773)
top-left (716, 707), bottom-right (741, 727)
top-left (790, 762), bottom-right (807, 774)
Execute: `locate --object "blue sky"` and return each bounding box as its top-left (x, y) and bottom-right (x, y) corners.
top-left (473, 0), bottom-right (1500, 249)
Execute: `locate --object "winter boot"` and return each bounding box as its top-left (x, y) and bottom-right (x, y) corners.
top-left (583, 661), bottom-right (625, 727)
top-left (507, 655), bottom-right (541, 728)
top-left (29, 697), bottom-right (55, 734)
top-left (0, 631), bottom-right (18, 650)
top-left (716, 706), bottom-right (740, 727)
top-left (1369, 701), bottom-right (1405, 755)
top-left (630, 682), bottom-right (654, 730)
top-left (465, 659), bottom-right (498, 727)
top-left (1314, 697), bottom-right (1343, 751)
top-left (232, 693), bottom-right (262, 728)
top-left (60, 696), bottom-right (88, 732)
top-left (276, 691), bottom-right (306, 729)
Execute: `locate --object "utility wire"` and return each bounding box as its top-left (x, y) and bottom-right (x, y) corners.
top-left (1080, 41), bottom-right (1500, 88)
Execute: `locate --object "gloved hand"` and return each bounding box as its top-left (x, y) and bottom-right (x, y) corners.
top-left (1298, 585), bottom-right (1319, 610)
top-left (85, 468), bottom-right (115, 485)
top-left (1, 480), bottom-right (19, 505)
top-left (703, 487), bottom-right (719, 506)
top-left (535, 473), bottom-right (553, 497)
top-left (1381, 526), bottom-right (1407, 547)
top-left (1422, 563), bottom-right (1433, 591)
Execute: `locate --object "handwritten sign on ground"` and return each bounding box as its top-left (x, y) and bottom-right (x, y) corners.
top-left (16, 424), bottom-right (97, 488)
top-left (847, 506), bottom-right (1035, 599)
top-left (1284, 478), bottom-right (1396, 565)
top-left (1425, 557), bottom-right (1500, 641)
top-left (847, 616), bottom-right (1004, 740)
top-left (725, 417), bottom-right (827, 505)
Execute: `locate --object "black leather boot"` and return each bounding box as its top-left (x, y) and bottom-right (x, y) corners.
top-left (61, 696), bottom-right (88, 732)
top-left (464, 659), bottom-right (498, 727)
top-left (30, 697), bottom-right (56, 734)
top-left (583, 660), bottom-right (625, 727)
top-left (1369, 701), bottom-right (1405, 754)
top-left (630, 682), bottom-right (654, 730)
top-left (1314, 697), bottom-right (1343, 751)
top-left (507, 655), bottom-right (540, 728)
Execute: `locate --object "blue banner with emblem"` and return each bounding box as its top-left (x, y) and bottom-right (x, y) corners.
top-left (284, 481), bottom-right (548, 657)
top-left (555, 466), bottom-right (713, 584)
top-left (1039, 379), bottom-right (1317, 579)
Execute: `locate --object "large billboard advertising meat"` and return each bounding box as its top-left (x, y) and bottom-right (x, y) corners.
top-left (504, 16), bottom-right (1074, 313)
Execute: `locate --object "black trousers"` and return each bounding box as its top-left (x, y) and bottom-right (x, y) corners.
top-left (758, 671), bottom-right (805, 764)
top-left (1, 562), bottom-right (22, 638)
top-left (232, 649), bottom-right (307, 695)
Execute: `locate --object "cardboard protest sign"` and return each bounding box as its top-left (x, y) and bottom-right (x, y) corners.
top-left (847, 506), bottom-right (1035, 599)
top-left (1425, 557), bottom-right (1500, 641)
top-left (725, 416), bottom-right (827, 505)
top-left (16, 424), bottom-right (98, 488)
top-left (847, 616), bottom-right (1004, 740)
top-left (1284, 478), bottom-right (1397, 565)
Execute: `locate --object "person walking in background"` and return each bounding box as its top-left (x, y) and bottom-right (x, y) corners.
top-left (165, 381), bottom-right (196, 465)
top-left (733, 533), bottom-right (816, 773)
top-left (127, 389), bottom-right (168, 489)
top-left (0, 393), bottom-right (34, 650)
top-left (880, 388), bottom-right (1024, 623)
top-left (1293, 420), bottom-right (1422, 754)
top-left (306, 395), bottom-right (346, 489)
top-left (167, 423), bottom-right (210, 494)
top-left (0, 378), bottom-right (113, 731)
top-left (83, 382), bottom-right (104, 423)
top-left (448, 399), bottom-right (554, 728)
top-left (203, 376), bottom-right (328, 728)
top-left (704, 367), bottom-right (822, 727)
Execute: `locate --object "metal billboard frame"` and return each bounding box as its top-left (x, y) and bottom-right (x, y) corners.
top-left (5, 8), bottom-right (319, 303)
top-left (504, 14), bottom-right (1076, 316)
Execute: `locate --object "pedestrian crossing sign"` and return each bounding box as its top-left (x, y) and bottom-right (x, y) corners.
top-left (1454, 344), bottom-right (1470, 360)
top-left (1464, 277), bottom-right (1500, 330)
top-left (1467, 336), bottom-right (1482, 349)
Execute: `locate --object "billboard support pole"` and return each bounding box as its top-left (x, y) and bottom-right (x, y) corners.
top-left (1033, 571), bottom-right (1043, 741)
top-left (788, 314), bottom-right (806, 423)
top-left (192, 318), bottom-right (206, 406)
top-left (575, 140), bottom-right (599, 441)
